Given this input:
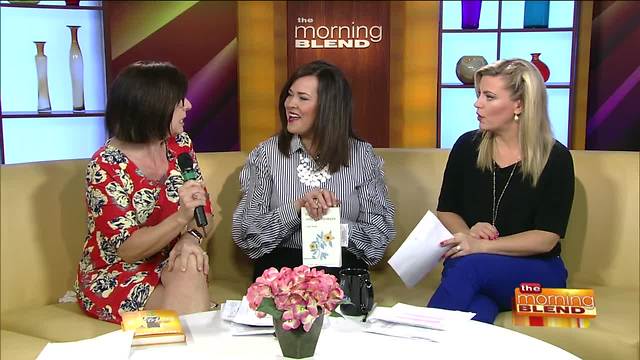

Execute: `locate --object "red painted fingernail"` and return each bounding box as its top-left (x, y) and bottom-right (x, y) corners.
top-left (440, 241), bottom-right (445, 246)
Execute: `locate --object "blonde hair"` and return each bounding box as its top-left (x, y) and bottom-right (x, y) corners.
top-left (474, 59), bottom-right (555, 187)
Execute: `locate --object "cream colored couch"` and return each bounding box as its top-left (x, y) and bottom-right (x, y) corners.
top-left (2, 149), bottom-right (638, 359)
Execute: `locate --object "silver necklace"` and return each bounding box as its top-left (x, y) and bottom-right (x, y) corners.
top-left (492, 162), bottom-right (518, 226)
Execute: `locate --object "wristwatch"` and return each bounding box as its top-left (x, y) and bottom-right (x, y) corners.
top-left (186, 228), bottom-right (204, 244)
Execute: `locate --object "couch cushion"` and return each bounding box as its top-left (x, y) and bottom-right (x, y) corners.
top-left (1, 303), bottom-right (119, 342)
top-left (1, 330), bottom-right (49, 360)
top-left (196, 152), bottom-right (255, 284)
top-left (494, 286), bottom-right (639, 360)
top-left (1, 160), bottom-right (88, 314)
top-left (561, 151), bottom-right (639, 289)
top-left (208, 277), bottom-right (253, 305)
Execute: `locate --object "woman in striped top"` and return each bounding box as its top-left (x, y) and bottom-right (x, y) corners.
top-left (232, 60), bottom-right (396, 280)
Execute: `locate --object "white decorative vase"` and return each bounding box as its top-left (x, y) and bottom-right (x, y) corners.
top-left (455, 55), bottom-right (488, 85)
top-left (34, 41), bottom-right (51, 112)
top-left (67, 25), bottom-right (85, 111)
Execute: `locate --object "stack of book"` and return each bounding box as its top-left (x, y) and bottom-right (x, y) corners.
top-left (121, 309), bottom-right (186, 346)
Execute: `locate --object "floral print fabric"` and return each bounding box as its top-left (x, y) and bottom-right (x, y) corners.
top-left (75, 132), bottom-right (210, 324)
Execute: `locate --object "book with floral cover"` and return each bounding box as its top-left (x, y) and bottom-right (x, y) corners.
top-left (120, 309), bottom-right (185, 346)
top-left (301, 207), bottom-right (342, 267)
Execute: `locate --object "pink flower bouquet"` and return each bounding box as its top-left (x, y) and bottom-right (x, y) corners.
top-left (246, 265), bottom-right (345, 332)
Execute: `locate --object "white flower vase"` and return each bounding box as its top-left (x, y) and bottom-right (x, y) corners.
top-left (34, 41), bottom-right (51, 112)
top-left (67, 25), bottom-right (85, 111)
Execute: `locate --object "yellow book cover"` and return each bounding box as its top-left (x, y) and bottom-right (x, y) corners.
top-left (121, 310), bottom-right (186, 346)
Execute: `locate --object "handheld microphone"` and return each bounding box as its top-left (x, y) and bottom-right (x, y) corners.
top-left (177, 152), bottom-right (208, 228)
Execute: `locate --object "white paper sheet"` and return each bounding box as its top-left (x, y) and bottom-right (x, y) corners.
top-left (229, 323), bottom-right (275, 336)
top-left (36, 330), bottom-right (134, 360)
top-left (230, 296), bottom-right (274, 327)
top-left (220, 299), bottom-right (241, 321)
top-left (363, 320), bottom-right (450, 343)
top-left (387, 210), bottom-right (453, 287)
top-left (365, 303), bottom-right (475, 336)
top-left (388, 303), bottom-right (475, 330)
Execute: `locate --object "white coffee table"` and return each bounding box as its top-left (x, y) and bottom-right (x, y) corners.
top-left (129, 310), bottom-right (579, 359)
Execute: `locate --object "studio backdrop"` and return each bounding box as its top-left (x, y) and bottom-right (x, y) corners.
top-left (104, 1), bottom-right (239, 152)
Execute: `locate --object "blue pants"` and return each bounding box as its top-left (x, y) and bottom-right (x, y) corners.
top-left (427, 253), bottom-right (567, 324)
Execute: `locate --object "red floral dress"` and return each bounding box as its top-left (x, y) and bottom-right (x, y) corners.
top-left (75, 132), bottom-right (212, 324)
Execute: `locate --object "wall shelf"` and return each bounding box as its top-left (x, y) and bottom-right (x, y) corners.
top-left (2, 110), bottom-right (105, 118)
top-left (441, 83), bottom-right (570, 89)
top-left (443, 27), bottom-right (574, 33)
top-left (437, 0), bottom-right (580, 149)
top-left (0, 3), bottom-right (101, 10)
top-left (0, 1), bottom-right (107, 164)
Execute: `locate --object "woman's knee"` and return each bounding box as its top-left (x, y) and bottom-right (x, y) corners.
top-left (162, 254), bottom-right (207, 287)
top-left (443, 253), bottom-right (493, 273)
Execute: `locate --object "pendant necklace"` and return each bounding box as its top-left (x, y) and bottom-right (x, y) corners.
top-left (492, 162), bottom-right (518, 226)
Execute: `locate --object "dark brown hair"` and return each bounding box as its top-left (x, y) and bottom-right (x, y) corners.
top-left (106, 61), bottom-right (187, 143)
top-left (277, 60), bottom-right (356, 173)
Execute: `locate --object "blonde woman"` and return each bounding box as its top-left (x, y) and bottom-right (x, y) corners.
top-left (428, 59), bottom-right (575, 323)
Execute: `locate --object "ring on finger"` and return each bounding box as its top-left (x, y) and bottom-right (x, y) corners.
top-left (455, 245), bottom-right (462, 252)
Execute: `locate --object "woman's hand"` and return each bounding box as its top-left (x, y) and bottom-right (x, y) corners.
top-left (177, 180), bottom-right (207, 225)
top-left (167, 236), bottom-right (209, 274)
top-left (469, 222), bottom-right (499, 240)
top-left (294, 188), bottom-right (339, 220)
top-left (440, 232), bottom-right (486, 260)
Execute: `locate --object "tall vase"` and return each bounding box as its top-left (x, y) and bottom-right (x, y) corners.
top-left (523, 0), bottom-right (550, 28)
top-left (34, 41), bottom-right (51, 112)
top-left (273, 314), bottom-right (323, 359)
top-left (530, 53), bottom-right (550, 82)
top-left (67, 25), bottom-right (85, 111)
top-left (461, 0), bottom-right (482, 29)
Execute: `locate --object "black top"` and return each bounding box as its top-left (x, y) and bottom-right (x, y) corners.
top-left (437, 131), bottom-right (575, 257)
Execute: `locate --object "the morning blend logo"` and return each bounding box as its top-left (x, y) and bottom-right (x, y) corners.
top-left (294, 17), bottom-right (383, 49)
top-left (512, 283), bottom-right (596, 328)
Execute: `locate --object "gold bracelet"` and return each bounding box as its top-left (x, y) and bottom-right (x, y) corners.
top-left (186, 228), bottom-right (204, 244)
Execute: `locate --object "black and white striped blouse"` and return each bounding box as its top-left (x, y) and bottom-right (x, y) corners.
top-left (232, 135), bottom-right (396, 266)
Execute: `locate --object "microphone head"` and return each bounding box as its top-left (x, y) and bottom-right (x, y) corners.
top-left (177, 152), bottom-right (194, 172)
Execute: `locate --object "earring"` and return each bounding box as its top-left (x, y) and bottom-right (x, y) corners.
top-left (514, 113), bottom-right (519, 122)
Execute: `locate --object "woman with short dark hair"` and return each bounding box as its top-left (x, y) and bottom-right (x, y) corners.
top-left (75, 61), bottom-right (213, 323)
top-left (232, 60), bottom-right (396, 280)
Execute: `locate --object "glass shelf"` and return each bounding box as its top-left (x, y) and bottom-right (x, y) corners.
top-left (0, 3), bottom-right (101, 10)
top-left (441, 83), bottom-right (570, 89)
top-left (2, 115), bottom-right (106, 164)
top-left (438, 0), bottom-right (578, 148)
top-left (442, 27), bottom-right (574, 33)
top-left (442, 29), bottom-right (500, 33)
top-left (441, 84), bottom-right (476, 88)
top-left (2, 110), bottom-right (105, 118)
top-left (0, 0), bottom-right (106, 165)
